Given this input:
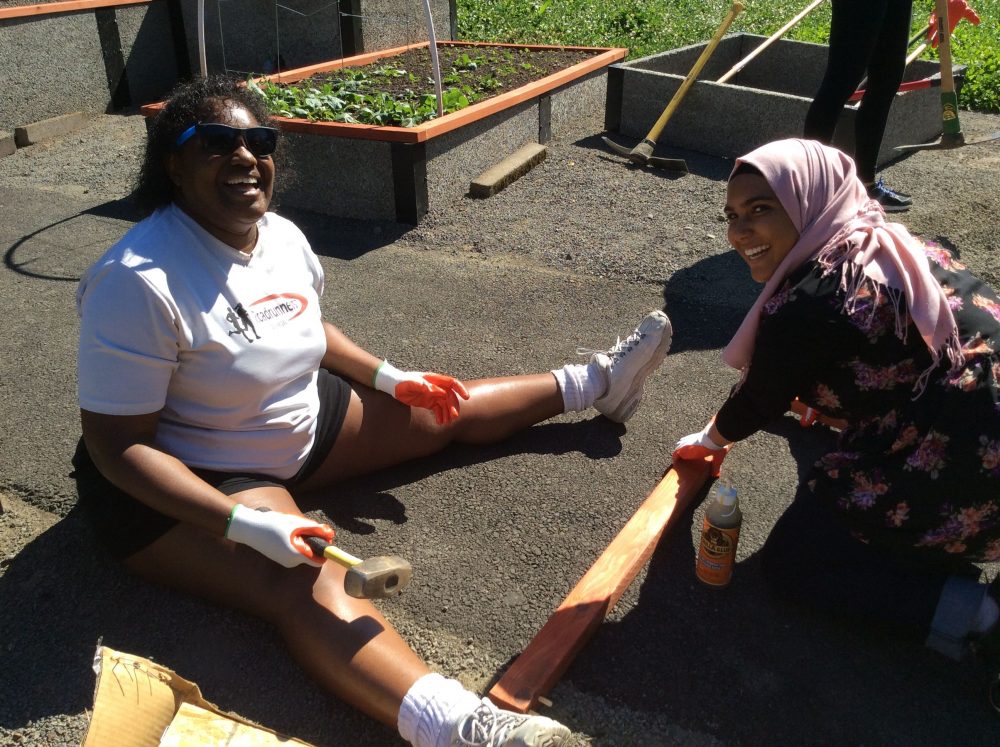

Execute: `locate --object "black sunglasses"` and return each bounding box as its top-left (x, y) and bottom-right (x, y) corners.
top-left (174, 123), bottom-right (280, 157)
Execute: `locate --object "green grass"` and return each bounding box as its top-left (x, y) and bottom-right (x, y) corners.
top-left (456, 0), bottom-right (1000, 112)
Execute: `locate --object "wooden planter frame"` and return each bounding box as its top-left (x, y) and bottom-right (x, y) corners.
top-left (141, 41), bottom-right (626, 223)
top-left (0, 0), bottom-right (153, 21)
top-left (141, 40), bottom-right (626, 143)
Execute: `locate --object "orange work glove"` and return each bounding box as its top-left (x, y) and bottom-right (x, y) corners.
top-left (225, 505), bottom-right (335, 567)
top-left (927, 0), bottom-right (980, 48)
top-left (374, 361), bottom-right (471, 425)
top-left (672, 423), bottom-right (731, 478)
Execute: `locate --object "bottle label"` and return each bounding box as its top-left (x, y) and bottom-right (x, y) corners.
top-left (695, 519), bottom-right (740, 586)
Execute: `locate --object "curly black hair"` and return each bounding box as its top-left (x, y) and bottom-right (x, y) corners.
top-left (134, 75), bottom-right (278, 214)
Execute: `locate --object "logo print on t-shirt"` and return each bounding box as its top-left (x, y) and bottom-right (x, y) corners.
top-left (226, 303), bottom-right (261, 343)
top-left (248, 293), bottom-right (309, 324)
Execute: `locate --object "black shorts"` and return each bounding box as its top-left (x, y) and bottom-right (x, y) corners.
top-left (74, 370), bottom-right (352, 560)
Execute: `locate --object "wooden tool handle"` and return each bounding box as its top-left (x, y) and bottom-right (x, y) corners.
top-left (934, 0), bottom-right (963, 136)
top-left (717, 0), bottom-right (823, 84)
top-left (646, 1), bottom-right (745, 143)
top-left (934, 0), bottom-right (956, 95)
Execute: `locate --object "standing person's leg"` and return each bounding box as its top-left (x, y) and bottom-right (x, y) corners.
top-left (854, 0), bottom-right (912, 188)
top-left (124, 485), bottom-right (571, 746)
top-left (804, 0), bottom-right (886, 142)
top-left (298, 310), bottom-right (672, 485)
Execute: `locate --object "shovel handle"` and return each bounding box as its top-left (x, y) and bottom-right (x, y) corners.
top-left (934, 0), bottom-right (962, 136)
top-left (717, 0), bottom-right (822, 84)
top-left (646, 1), bottom-right (745, 143)
top-left (935, 0), bottom-right (956, 95)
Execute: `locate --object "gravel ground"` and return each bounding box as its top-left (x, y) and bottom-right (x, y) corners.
top-left (1, 108), bottom-right (999, 746)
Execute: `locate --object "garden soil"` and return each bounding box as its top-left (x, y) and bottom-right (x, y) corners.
top-left (301, 46), bottom-right (597, 99)
top-left (258, 45), bottom-right (599, 125)
top-left (1, 108), bottom-right (999, 746)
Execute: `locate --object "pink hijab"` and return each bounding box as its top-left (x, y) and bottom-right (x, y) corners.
top-left (722, 139), bottom-right (962, 392)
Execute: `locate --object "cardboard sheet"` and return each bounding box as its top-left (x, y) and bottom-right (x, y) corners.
top-left (83, 646), bottom-right (314, 747)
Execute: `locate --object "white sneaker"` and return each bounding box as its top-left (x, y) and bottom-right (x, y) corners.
top-left (590, 310), bottom-right (672, 423)
top-left (453, 698), bottom-right (571, 746)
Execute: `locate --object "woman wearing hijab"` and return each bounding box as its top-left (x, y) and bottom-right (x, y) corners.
top-left (673, 138), bottom-right (1000, 708)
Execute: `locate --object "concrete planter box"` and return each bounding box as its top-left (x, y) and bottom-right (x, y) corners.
top-left (142, 41), bottom-right (624, 224)
top-left (0, 0), bottom-right (181, 131)
top-left (0, 0), bottom-right (454, 132)
top-left (607, 34), bottom-right (965, 166)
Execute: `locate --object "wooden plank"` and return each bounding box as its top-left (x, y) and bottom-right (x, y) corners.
top-left (0, 0), bottom-right (154, 22)
top-left (488, 456), bottom-right (713, 713)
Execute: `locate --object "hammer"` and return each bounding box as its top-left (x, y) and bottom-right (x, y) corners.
top-left (304, 536), bottom-right (413, 599)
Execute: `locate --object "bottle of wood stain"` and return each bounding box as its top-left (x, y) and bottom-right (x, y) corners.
top-left (695, 482), bottom-right (742, 587)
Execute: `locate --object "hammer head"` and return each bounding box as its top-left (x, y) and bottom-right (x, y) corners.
top-left (344, 555), bottom-right (413, 599)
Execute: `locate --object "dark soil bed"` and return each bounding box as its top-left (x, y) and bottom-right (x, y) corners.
top-left (326, 45), bottom-right (595, 99)
top-left (258, 45), bottom-right (598, 126)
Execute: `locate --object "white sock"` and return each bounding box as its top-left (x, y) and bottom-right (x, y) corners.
top-left (397, 672), bottom-right (481, 747)
top-left (972, 591), bottom-right (1000, 634)
top-left (552, 359), bottom-right (607, 412)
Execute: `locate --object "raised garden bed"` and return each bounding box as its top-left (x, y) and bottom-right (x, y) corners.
top-left (142, 41), bottom-right (626, 223)
top-left (607, 34), bottom-right (965, 168)
top-left (254, 45), bottom-right (599, 127)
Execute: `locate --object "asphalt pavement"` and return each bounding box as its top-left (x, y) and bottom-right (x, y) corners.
top-left (2, 111), bottom-right (999, 746)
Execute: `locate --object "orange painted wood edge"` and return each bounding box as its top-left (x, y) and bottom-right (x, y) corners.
top-left (139, 42), bottom-right (627, 145)
top-left (488, 456), bottom-right (713, 713)
top-left (789, 399), bottom-right (849, 430)
top-left (262, 40), bottom-right (434, 82)
top-left (0, 0), bottom-right (154, 21)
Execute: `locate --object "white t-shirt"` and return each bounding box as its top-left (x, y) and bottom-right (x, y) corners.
top-left (77, 204), bottom-right (328, 479)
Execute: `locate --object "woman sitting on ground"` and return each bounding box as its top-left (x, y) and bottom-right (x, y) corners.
top-left (74, 75), bottom-right (672, 746)
top-left (673, 138), bottom-right (1000, 709)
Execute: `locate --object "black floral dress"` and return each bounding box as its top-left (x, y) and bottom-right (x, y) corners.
top-left (715, 239), bottom-right (1000, 563)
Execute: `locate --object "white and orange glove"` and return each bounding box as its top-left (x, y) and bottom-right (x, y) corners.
top-left (225, 505), bottom-right (335, 568)
top-left (928, 0), bottom-right (980, 48)
top-left (672, 422), bottom-right (731, 478)
top-left (374, 361), bottom-right (470, 425)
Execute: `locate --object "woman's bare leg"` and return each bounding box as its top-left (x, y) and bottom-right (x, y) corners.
top-left (298, 308), bottom-right (672, 487)
top-left (450, 375), bottom-right (565, 443)
top-left (298, 374), bottom-right (564, 486)
top-left (124, 485), bottom-right (428, 727)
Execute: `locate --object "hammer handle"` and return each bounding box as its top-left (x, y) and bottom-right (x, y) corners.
top-left (303, 535), bottom-right (361, 567)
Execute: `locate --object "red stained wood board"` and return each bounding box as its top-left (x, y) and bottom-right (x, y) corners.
top-left (488, 456), bottom-right (713, 713)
